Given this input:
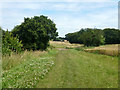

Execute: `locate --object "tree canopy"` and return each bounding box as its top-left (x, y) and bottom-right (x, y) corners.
top-left (12, 15), bottom-right (58, 50)
top-left (65, 28), bottom-right (120, 46)
top-left (103, 28), bottom-right (120, 44)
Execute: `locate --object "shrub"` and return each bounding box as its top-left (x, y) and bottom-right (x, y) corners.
top-left (2, 30), bottom-right (23, 55)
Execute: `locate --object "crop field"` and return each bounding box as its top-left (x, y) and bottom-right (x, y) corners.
top-left (84, 44), bottom-right (119, 56)
top-left (49, 41), bottom-right (83, 48)
top-left (2, 41), bottom-right (118, 88)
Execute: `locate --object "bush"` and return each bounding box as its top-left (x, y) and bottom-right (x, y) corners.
top-left (2, 30), bottom-right (23, 55)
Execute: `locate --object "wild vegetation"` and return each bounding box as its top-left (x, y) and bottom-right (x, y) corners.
top-left (2, 30), bottom-right (23, 55)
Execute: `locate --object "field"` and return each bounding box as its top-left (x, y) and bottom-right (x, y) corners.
top-left (84, 44), bottom-right (119, 56)
top-left (2, 41), bottom-right (118, 88)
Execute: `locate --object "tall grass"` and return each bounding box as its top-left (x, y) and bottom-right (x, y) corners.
top-left (2, 48), bottom-right (57, 88)
top-left (2, 50), bottom-right (47, 70)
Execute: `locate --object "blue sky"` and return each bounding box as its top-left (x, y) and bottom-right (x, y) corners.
top-left (0, 0), bottom-right (119, 37)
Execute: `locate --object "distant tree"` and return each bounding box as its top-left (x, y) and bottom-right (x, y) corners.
top-left (65, 28), bottom-right (105, 46)
top-left (65, 32), bottom-right (83, 44)
top-left (12, 15), bottom-right (58, 50)
top-left (103, 28), bottom-right (120, 44)
top-left (82, 28), bottom-right (105, 46)
top-left (53, 37), bottom-right (66, 41)
top-left (81, 29), bottom-right (93, 46)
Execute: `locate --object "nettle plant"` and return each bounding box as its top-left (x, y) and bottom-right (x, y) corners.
top-left (2, 30), bottom-right (23, 55)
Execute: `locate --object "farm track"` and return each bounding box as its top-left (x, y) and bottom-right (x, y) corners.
top-left (36, 48), bottom-right (118, 88)
top-left (36, 50), bottom-right (79, 88)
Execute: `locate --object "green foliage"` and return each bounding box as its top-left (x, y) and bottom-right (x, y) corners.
top-left (103, 28), bottom-right (120, 44)
top-left (65, 28), bottom-right (105, 46)
top-left (12, 15), bottom-right (58, 50)
top-left (66, 28), bottom-right (120, 46)
top-left (65, 31), bottom-right (83, 44)
top-left (82, 28), bottom-right (105, 46)
top-left (2, 30), bottom-right (23, 55)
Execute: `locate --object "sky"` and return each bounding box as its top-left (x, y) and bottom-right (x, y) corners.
top-left (0, 0), bottom-right (119, 37)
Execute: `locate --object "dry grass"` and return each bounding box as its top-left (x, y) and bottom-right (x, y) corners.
top-left (2, 50), bottom-right (47, 70)
top-left (50, 41), bottom-right (119, 56)
top-left (50, 41), bottom-right (83, 48)
top-left (85, 44), bottom-right (119, 56)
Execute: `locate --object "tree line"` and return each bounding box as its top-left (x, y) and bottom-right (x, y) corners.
top-left (65, 28), bottom-right (120, 46)
top-left (1, 15), bottom-right (58, 55)
top-left (1, 15), bottom-right (120, 55)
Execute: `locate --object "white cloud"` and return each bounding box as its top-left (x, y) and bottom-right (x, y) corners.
top-left (48, 5), bottom-right (118, 37)
top-left (0, 1), bottom-right (118, 37)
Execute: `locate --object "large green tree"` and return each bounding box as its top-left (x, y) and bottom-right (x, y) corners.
top-left (12, 15), bottom-right (58, 50)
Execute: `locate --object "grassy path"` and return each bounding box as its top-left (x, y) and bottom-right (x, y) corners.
top-left (2, 43), bottom-right (118, 88)
top-left (36, 49), bottom-right (118, 88)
